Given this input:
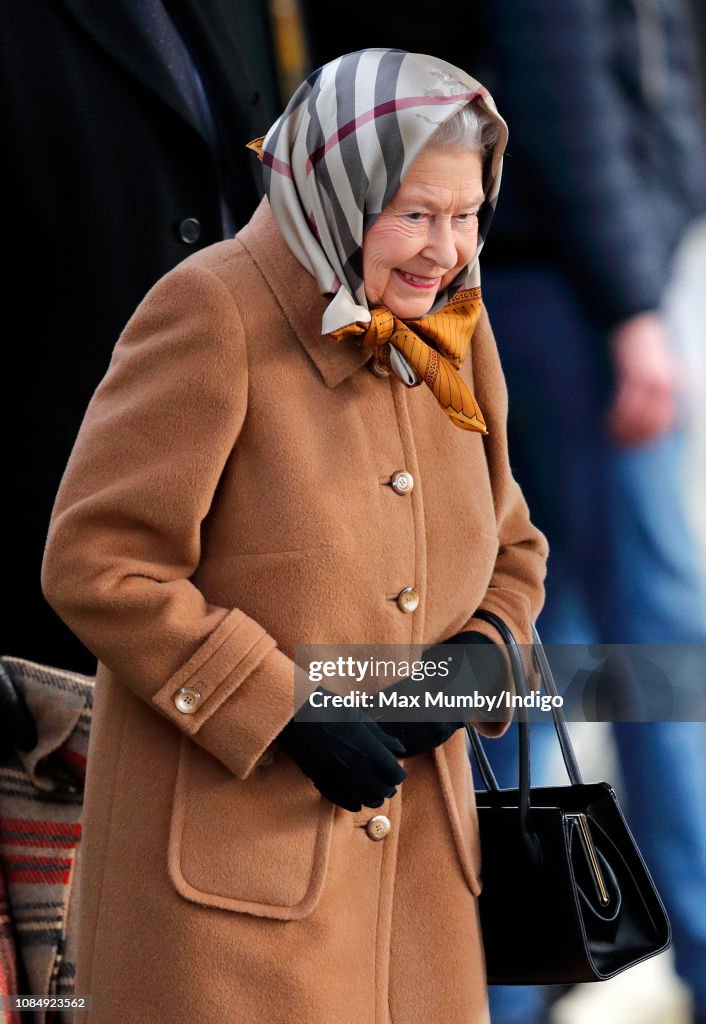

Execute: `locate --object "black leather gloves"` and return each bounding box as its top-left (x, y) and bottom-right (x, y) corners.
top-left (277, 631), bottom-right (507, 806)
top-left (376, 717), bottom-right (461, 758)
top-left (378, 631), bottom-right (502, 757)
top-left (276, 692), bottom-right (407, 812)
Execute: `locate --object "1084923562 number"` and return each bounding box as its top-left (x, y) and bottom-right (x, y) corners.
top-left (1, 996), bottom-right (92, 1011)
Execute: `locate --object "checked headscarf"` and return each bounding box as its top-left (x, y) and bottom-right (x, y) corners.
top-left (250, 49), bottom-right (508, 430)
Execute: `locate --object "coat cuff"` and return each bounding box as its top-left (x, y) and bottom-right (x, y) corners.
top-left (151, 609), bottom-right (295, 778)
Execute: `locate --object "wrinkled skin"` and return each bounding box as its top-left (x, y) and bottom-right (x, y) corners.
top-left (362, 145), bottom-right (485, 319)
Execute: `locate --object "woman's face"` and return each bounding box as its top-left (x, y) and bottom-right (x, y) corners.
top-left (362, 145), bottom-right (485, 319)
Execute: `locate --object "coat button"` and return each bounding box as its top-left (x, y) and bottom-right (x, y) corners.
top-left (174, 687), bottom-right (201, 714)
top-left (390, 470), bottom-right (414, 495)
top-left (179, 217), bottom-right (202, 244)
top-left (366, 814), bottom-right (391, 841)
top-left (369, 357), bottom-right (390, 378)
top-left (396, 587), bottom-right (420, 614)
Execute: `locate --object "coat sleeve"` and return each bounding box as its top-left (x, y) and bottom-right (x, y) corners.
top-left (41, 260), bottom-right (296, 780)
top-left (460, 306), bottom-right (549, 736)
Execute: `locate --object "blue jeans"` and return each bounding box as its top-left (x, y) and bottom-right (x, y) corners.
top-left (478, 266), bottom-right (706, 1022)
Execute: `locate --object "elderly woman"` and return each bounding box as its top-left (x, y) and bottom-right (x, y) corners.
top-left (42, 49), bottom-right (547, 1024)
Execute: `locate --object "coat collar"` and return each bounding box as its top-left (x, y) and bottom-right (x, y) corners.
top-left (61, 0), bottom-right (211, 145)
top-left (237, 199), bottom-right (373, 388)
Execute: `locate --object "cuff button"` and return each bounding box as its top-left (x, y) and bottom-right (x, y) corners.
top-left (174, 687), bottom-right (202, 714)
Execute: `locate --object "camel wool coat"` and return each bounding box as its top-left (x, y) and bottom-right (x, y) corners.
top-left (41, 197), bottom-right (548, 1024)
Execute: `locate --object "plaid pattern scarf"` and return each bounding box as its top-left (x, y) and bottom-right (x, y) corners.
top-left (251, 48), bottom-right (507, 417)
top-left (0, 658), bottom-right (93, 1024)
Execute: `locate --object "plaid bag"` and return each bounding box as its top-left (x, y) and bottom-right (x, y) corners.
top-left (0, 658), bottom-right (93, 1024)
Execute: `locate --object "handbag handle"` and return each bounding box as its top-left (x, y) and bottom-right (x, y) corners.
top-left (466, 611), bottom-right (583, 798)
top-left (529, 621), bottom-right (583, 785)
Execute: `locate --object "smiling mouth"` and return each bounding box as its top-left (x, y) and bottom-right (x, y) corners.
top-left (395, 269), bottom-right (441, 289)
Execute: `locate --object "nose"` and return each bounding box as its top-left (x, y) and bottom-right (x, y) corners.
top-left (421, 216), bottom-right (457, 272)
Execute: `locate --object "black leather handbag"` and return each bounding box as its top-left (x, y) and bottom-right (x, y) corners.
top-left (467, 610), bottom-right (671, 984)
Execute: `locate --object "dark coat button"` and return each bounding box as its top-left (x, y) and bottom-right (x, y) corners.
top-left (179, 217), bottom-right (201, 244)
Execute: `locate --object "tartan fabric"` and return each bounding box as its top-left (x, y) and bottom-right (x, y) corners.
top-left (0, 658), bottom-right (93, 1024)
top-left (259, 48), bottom-right (508, 338)
top-left (0, 861), bottom-right (19, 1024)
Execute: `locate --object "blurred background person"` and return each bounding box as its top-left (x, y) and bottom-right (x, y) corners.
top-left (1, 0), bottom-right (279, 675)
top-left (301, 1), bottom-right (706, 1022)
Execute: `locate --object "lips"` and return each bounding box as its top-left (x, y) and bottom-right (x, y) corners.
top-left (394, 269), bottom-right (440, 290)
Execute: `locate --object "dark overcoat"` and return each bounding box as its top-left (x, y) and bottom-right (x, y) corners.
top-left (2, 0), bottom-right (271, 669)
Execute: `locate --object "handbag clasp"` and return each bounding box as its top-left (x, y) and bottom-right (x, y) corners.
top-left (566, 812), bottom-right (610, 905)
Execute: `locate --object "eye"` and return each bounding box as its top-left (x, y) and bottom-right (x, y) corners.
top-left (455, 212), bottom-right (478, 222)
top-left (405, 212), bottom-right (426, 222)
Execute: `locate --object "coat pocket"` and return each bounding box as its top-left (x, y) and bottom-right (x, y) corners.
top-left (167, 735), bottom-right (335, 918)
top-left (433, 735), bottom-right (483, 897)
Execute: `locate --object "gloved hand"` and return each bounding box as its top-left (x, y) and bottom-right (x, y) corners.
top-left (276, 690), bottom-right (407, 812)
top-left (377, 631), bottom-right (503, 757)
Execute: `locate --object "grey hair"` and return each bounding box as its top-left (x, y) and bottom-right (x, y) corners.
top-left (428, 101), bottom-right (500, 157)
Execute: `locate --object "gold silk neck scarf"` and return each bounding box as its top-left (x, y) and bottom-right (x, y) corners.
top-left (329, 286), bottom-right (487, 433)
